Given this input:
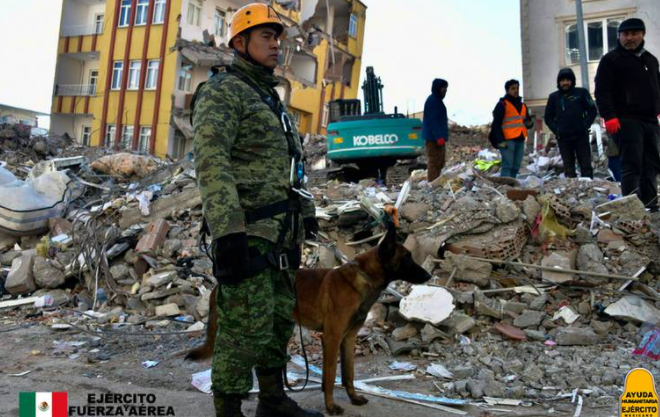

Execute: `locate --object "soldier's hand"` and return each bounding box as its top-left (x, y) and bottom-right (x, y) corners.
top-left (304, 217), bottom-right (319, 239)
top-left (212, 233), bottom-right (250, 285)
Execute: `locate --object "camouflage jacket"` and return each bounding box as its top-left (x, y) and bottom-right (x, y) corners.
top-left (193, 55), bottom-right (314, 246)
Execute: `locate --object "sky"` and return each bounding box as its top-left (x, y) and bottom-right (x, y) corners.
top-left (0, 0), bottom-right (522, 128)
top-left (358, 0), bottom-right (522, 126)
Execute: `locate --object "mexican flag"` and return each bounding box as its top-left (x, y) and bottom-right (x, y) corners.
top-left (19, 392), bottom-right (68, 417)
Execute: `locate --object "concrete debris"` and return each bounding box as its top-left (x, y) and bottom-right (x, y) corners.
top-left (399, 286), bottom-right (455, 326)
top-left (392, 323), bottom-right (418, 341)
top-left (1, 123), bottom-right (660, 411)
top-left (555, 327), bottom-right (600, 346)
top-left (5, 250), bottom-right (37, 294)
top-left (33, 256), bottom-right (66, 289)
top-left (442, 253), bottom-right (492, 287)
top-left (604, 296), bottom-right (660, 324)
top-left (513, 310), bottom-right (546, 329)
top-left (541, 252), bottom-right (574, 283)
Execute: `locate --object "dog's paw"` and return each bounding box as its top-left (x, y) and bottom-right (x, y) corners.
top-left (326, 403), bottom-right (344, 415)
top-left (350, 395), bottom-right (368, 406)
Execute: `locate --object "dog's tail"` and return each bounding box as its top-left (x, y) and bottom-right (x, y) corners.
top-left (185, 286), bottom-right (217, 361)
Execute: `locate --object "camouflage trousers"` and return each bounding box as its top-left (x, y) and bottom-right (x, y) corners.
top-left (211, 237), bottom-right (296, 395)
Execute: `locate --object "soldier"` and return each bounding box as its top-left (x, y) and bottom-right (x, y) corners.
top-left (192, 4), bottom-right (321, 417)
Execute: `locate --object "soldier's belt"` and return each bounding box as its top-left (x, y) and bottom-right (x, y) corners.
top-left (244, 199), bottom-right (291, 224)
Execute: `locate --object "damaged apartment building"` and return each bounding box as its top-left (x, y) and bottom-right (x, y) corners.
top-left (50, 0), bottom-right (366, 158)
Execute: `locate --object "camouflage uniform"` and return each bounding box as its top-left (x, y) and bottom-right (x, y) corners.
top-left (193, 55), bottom-right (314, 395)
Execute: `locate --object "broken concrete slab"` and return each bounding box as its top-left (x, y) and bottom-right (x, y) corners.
top-left (442, 253), bottom-right (492, 287)
top-left (392, 323), bottom-right (418, 341)
top-left (590, 319), bottom-right (614, 336)
top-left (440, 311), bottom-right (476, 334)
top-left (155, 303), bottom-right (181, 317)
top-left (604, 296), bottom-right (660, 324)
top-left (541, 252), bottom-right (574, 283)
top-left (522, 195), bottom-right (541, 223)
top-left (404, 233), bottom-right (444, 265)
top-left (596, 195), bottom-right (649, 221)
top-left (555, 327), bottom-right (599, 345)
top-left (33, 256), bottom-right (66, 289)
top-left (399, 285), bottom-right (454, 326)
top-left (513, 310), bottom-right (546, 328)
top-left (119, 188), bottom-right (202, 229)
top-left (136, 219), bottom-right (170, 254)
top-left (577, 243), bottom-right (609, 278)
top-left (5, 251), bottom-right (37, 294)
top-left (495, 198), bottom-right (520, 223)
top-left (474, 289), bottom-right (503, 319)
top-left (399, 202), bottom-right (431, 222)
top-left (145, 270), bottom-right (178, 289)
top-left (420, 324), bottom-right (450, 343)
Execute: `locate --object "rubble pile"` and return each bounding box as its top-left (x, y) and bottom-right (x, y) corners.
top-left (0, 123), bottom-right (73, 171)
top-left (1, 130), bottom-right (660, 411)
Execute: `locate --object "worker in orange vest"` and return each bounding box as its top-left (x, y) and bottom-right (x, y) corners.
top-left (489, 79), bottom-right (535, 178)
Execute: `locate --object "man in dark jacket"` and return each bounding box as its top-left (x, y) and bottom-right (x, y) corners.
top-left (595, 18), bottom-right (660, 211)
top-left (422, 78), bottom-right (449, 181)
top-left (544, 68), bottom-right (598, 178)
top-left (490, 79), bottom-right (534, 178)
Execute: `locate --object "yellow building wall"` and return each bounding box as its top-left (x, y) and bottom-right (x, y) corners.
top-left (54, 0), bottom-right (182, 157)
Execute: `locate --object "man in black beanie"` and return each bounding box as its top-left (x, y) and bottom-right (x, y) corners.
top-left (595, 18), bottom-right (660, 211)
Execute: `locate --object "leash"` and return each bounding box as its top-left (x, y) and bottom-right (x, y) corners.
top-left (283, 263), bottom-right (310, 393)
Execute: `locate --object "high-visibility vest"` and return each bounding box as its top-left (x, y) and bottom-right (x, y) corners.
top-left (502, 100), bottom-right (528, 140)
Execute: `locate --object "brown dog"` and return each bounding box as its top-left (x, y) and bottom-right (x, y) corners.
top-left (186, 223), bottom-right (431, 415)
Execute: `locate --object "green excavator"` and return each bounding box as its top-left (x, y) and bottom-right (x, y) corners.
top-left (309, 67), bottom-right (426, 185)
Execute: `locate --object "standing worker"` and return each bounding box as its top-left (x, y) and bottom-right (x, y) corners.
top-left (595, 18), bottom-right (660, 211)
top-left (193, 4), bottom-right (321, 417)
top-left (544, 68), bottom-right (598, 178)
top-left (422, 78), bottom-right (449, 182)
top-left (489, 79), bottom-right (534, 178)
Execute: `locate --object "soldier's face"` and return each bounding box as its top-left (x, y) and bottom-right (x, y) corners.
top-left (619, 30), bottom-right (645, 51)
top-left (244, 26), bottom-right (281, 69)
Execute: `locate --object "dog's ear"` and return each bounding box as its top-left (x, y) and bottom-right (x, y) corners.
top-left (378, 220), bottom-right (397, 261)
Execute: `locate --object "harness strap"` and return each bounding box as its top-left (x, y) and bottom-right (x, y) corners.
top-left (244, 199), bottom-right (289, 224)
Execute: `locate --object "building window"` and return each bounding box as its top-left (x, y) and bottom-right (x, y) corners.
top-left (153, 0), bottom-right (166, 24)
top-left (128, 61), bottom-right (141, 90)
top-left (565, 17), bottom-right (623, 64)
top-left (135, 0), bottom-right (149, 25)
top-left (178, 64), bottom-right (192, 92)
top-left (89, 69), bottom-right (98, 95)
top-left (111, 61), bottom-right (123, 90)
top-left (105, 124), bottom-right (116, 147)
top-left (187, 1), bottom-right (201, 26)
top-left (348, 14), bottom-right (358, 38)
top-left (82, 126), bottom-right (91, 146)
top-left (119, 0), bottom-right (132, 27)
top-left (214, 9), bottom-right (226, 38)
top-left (94, 14), bottom-right (104, 34)
top-left (121, 125), bottom-right (134, 149)
top-left (139, 126), bottom-right (151, 152)
top-left (145, 60), bottom-right (159, 90)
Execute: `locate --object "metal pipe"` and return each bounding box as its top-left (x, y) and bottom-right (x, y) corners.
top-left (575, 0), bottom-right (590, 90)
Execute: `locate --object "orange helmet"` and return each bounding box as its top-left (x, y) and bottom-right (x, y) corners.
top-left (228, 3), bottom-right (284, 47)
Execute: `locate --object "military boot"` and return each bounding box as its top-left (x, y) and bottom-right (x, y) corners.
top-left (213, 393), bottom-right (246, 417)
top-left (255, 368), bottom-right (323, 417)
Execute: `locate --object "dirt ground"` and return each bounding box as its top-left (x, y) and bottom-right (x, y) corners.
top-left (0, 320), bottom-right (624, 417)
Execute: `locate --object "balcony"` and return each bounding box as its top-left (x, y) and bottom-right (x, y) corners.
top-left (55, 84), bottom-right (96, 97)
top-left (61, 23), bottom-right (103, 37)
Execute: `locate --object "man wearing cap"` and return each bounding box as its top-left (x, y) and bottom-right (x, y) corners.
top-left (193, 3), bottom-right (320, 417)
top-left (544, 68), bottom-right (597, 178)
top-left (595, 18), bottom-right (660, 211)
top-left (422, 78), bottom-right (449, 182)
